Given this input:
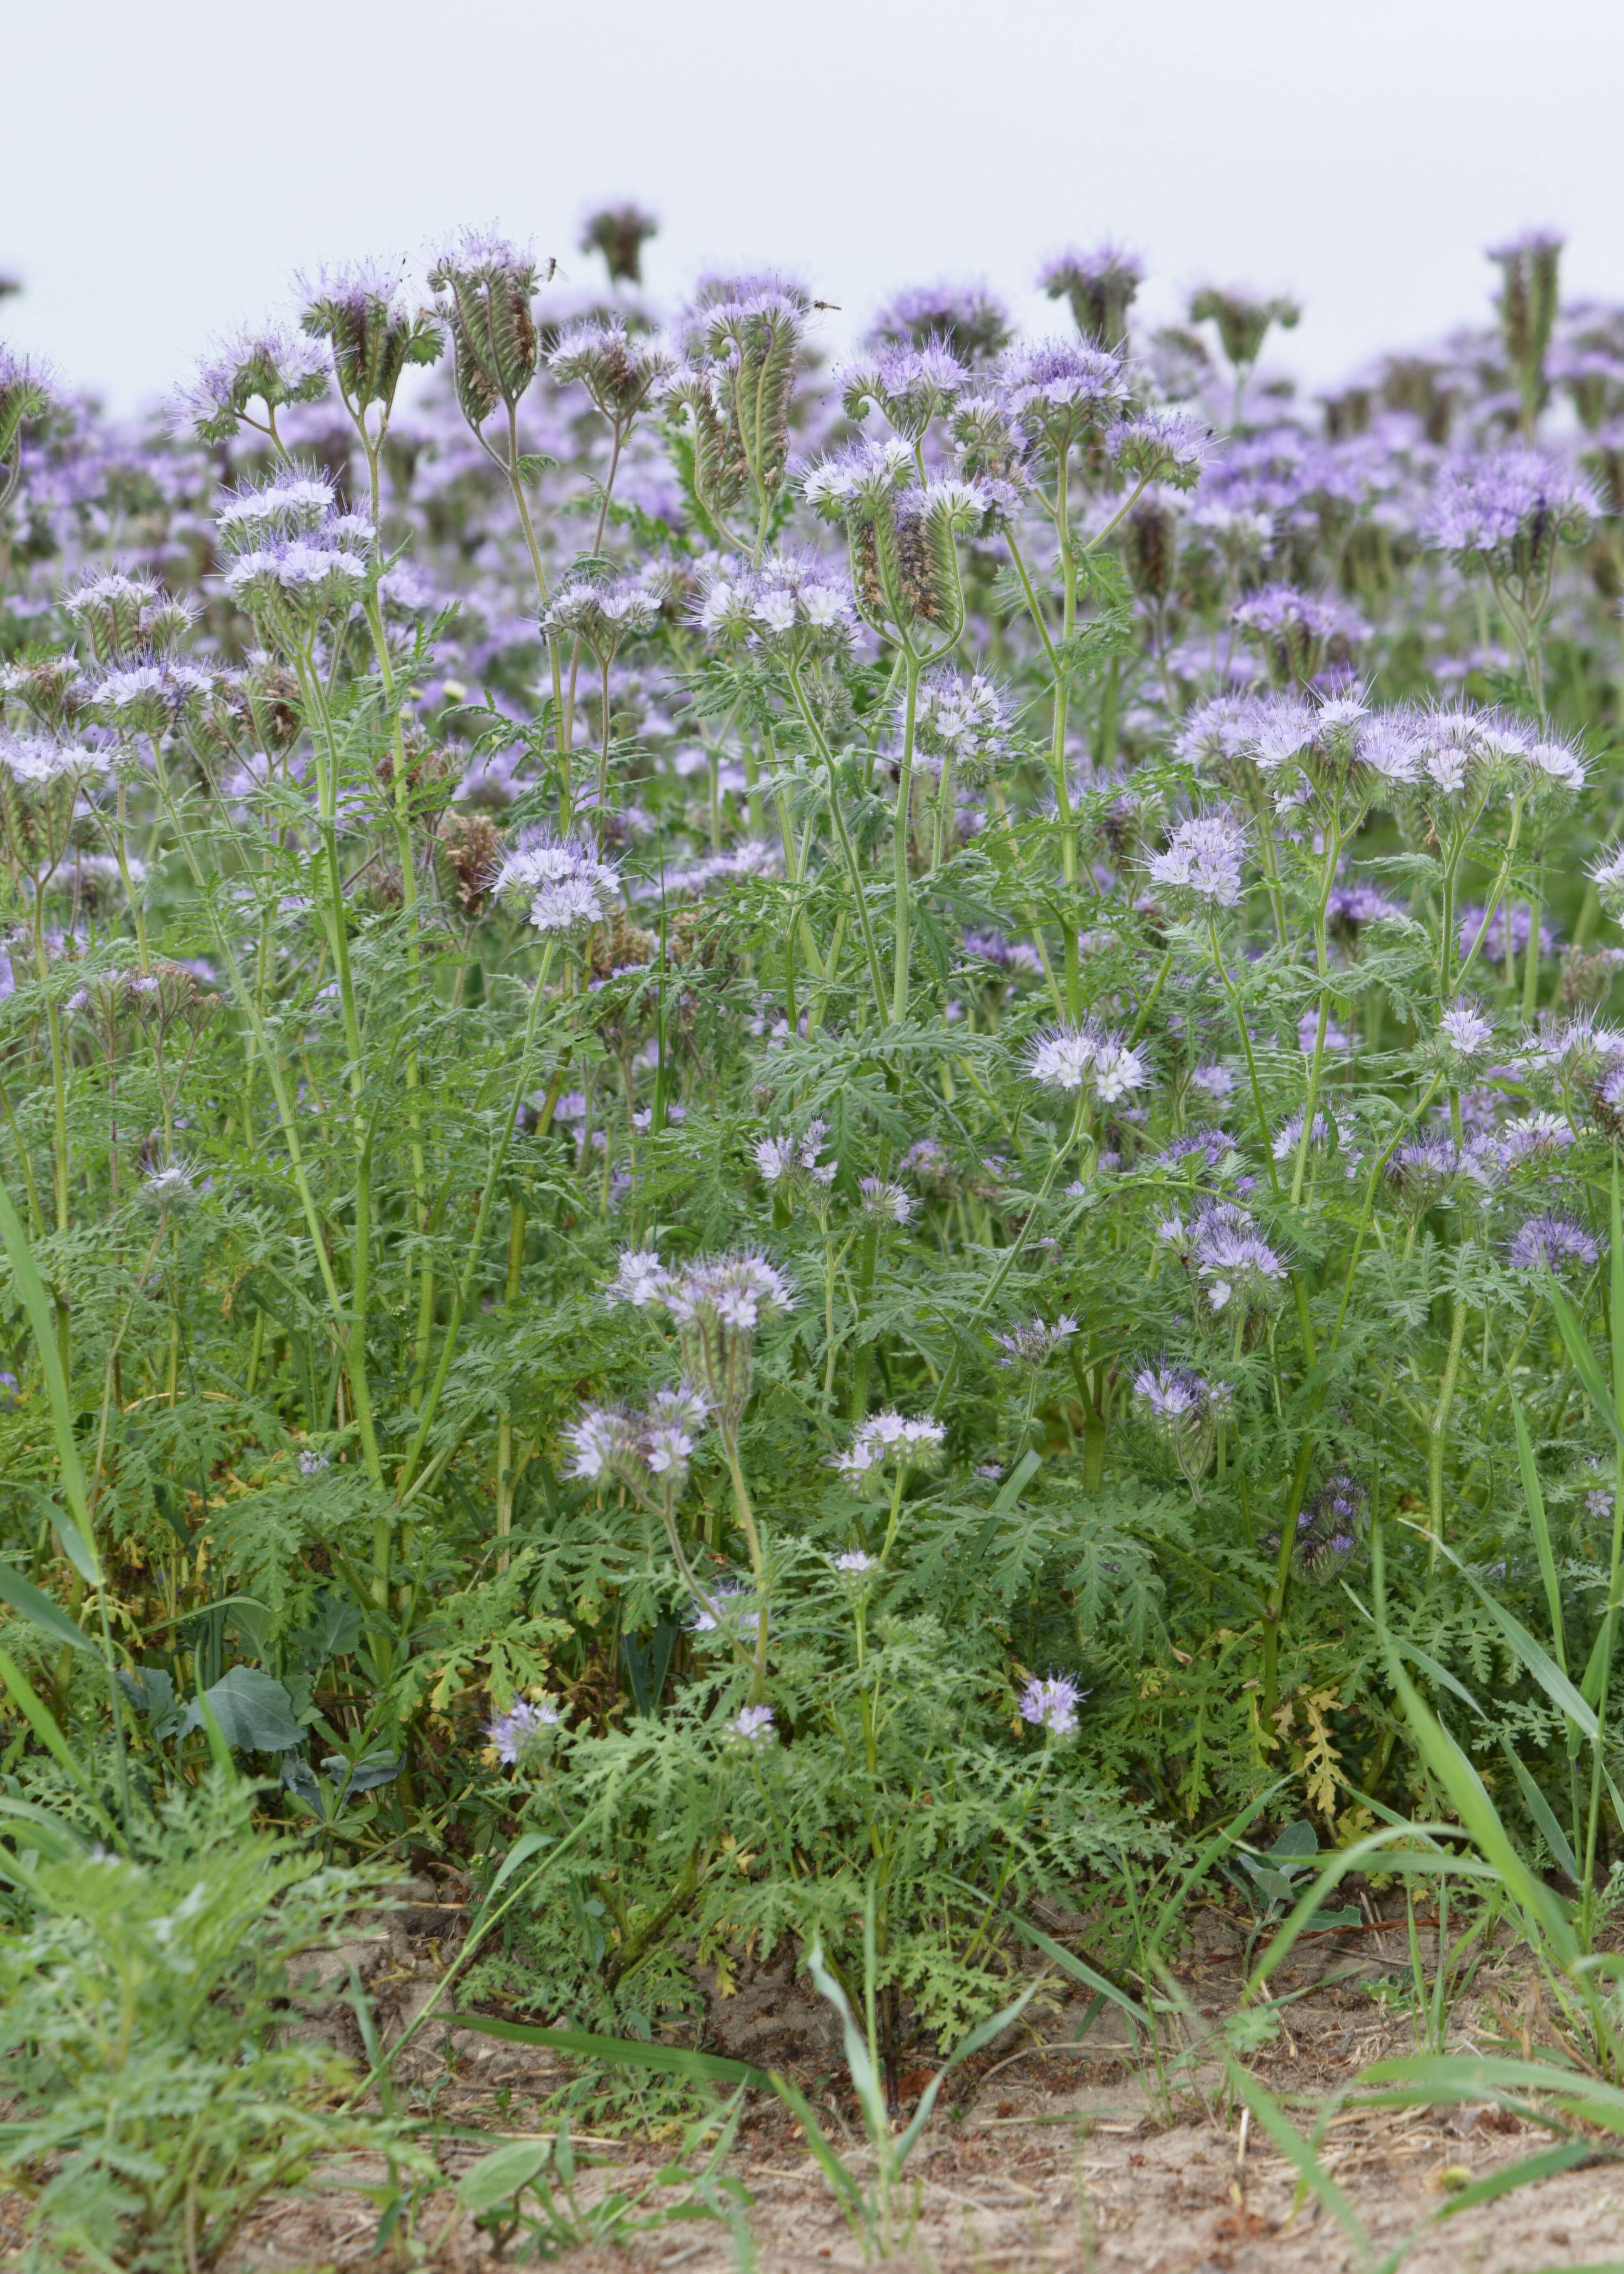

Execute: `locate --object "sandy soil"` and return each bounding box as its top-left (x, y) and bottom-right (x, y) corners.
top-left (15, 1884), bottom-right (1624, 2271)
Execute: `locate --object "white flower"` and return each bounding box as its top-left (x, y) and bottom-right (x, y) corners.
top-left (608, 1247), bottom-right (669, 1307)
top-left (836, 1411), bottom-right (946, 1481)
top-left (1027, 1025), bottom-right (1097, 1091)
top-left (1090, 1039), bottom-right (1148, 1102)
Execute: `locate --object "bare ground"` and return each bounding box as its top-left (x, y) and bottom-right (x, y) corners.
top-left (17, 1885), bottom-right (1624, 2272)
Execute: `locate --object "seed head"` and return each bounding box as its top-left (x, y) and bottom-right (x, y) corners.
top-left (579, 202), bottom-right (660, 286)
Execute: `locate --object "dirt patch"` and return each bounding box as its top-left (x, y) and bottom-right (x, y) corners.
top-left (15, 1889), bottom-right (1624, 2271)
top-left (217, 2090), bottom-right (1624, 2273)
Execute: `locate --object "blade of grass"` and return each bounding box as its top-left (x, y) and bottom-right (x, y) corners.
top-left (1499, 1738), bottom-right (1580, 1881)
top-left (0, 1179), bottom-right (95, 1563)
top-left (1408, 1525), bottom-right (1597, 1738)
top-left (1512, 1391), bottom-right (1567, 1674)
top-left (0, 1559), bottom-right (97, 1657)
top-left (766, 2071), bottom-right (868, 2230)
top-left (1542, 1269), bottom-right (1624, 1457)
top-left (449, 2014), bottom-right (768, 2088)
top-left (1385, 1653), bottom-right (1577, 1966)
top-left (1222, 2058), bottom-right (1368, 2261)
top-left (896, 1974), bottom-right (1045, 2166)
top-left (1010, 1917), bottom-right (1150, 2035)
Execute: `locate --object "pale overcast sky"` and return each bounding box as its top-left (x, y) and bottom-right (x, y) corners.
top-left (6, 0), bottom-right (1624, 411)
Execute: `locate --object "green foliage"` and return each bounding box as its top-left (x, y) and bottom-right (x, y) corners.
top-left (0, 1775), bottom-right (420, 2272)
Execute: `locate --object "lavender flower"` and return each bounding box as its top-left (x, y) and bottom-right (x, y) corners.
top-left (832, 1548), bottom-right (874, 1574)
top-left (549, 317), bottom-right (673, 424)
top-left (1436, 999), bottom-right (1495, 1063)
top-left (1591, 843), bottom-right (1624, 918)
top-left (1425, 449), bottom-right (1596, 582)
top-left (843, 341), bottom-right (969, 442)
top-left (1501, 1111), bottom-right (1573, 1162)
top-left (564, 1385), bottom-right (711, 1511)
top-left (1019, 1673), bottom-right (1084, 1737)
top-left (1506, 1213), bottom-right (1599, 1273)
top-left (1133, 1362), bottom-right (1232, 1485)
top-left (1147, 811), bottom-right (1247, 909)
top-left (1457, 898), bottom-right (1555, 965)
top-left (1328, 881), bottom-right (1405, 941)
top-left (729, 1704), bottom-right (775, 1744)
top-left (912, 670), bottom-right (1009, 777)
top-left (1231, 586), bottom-right (1367, 687)
top-left (687, 1577), bottom-right (763, 1643)
top-left (176, 324), bottom-right (328, 443)
top-left (139, 1156), bottom-right (202, 1212)
top-left (836, 1411), bottom-right (946, 1485)
top-left (997, 338), bottom-right (1133, 458)
top-left (495, 828), bottom-right (620, 937)
top-left (611, 1251), bottom-right (792, 1429)
top-left (1027, 1022), bottom-right (1147, 1101)
top-left (1039, 246), bottom-right (1144, 345)
top-left (868, 282), bottom-right (1013, 365)
top-left (487, 1696), bottom-right (561, 1764)
top-left (996, 1315), bottom-right (1080, 1369)
top-left (859, 1176), bottom-right (914, 1224)
top-left (754, 1119), bottom-right (836, 1191)
top-left (1291, 1472), bottom-right (1366, 1580)
top-left (1175, 1200), bottom-right (1287, 1319)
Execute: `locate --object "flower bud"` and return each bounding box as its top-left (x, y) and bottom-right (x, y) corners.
top-left (1038, 246), bottom-right (1144, 347)
top-left (428, 231), bottom-right (552, 427)
top-left (299, 259), bottom-right (443, 416)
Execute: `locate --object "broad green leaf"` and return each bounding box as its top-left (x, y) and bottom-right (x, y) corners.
top-left (458, 2140), bottom-right (552, 2213)
top-left (483, 1830), bottom-right (554, 1904)
top-left (179, 1666), bottom-right (302, 1751)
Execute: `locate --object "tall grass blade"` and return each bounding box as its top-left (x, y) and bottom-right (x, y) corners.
top-left (0, 1179), bottom-right (96, 1566)
top-left (1512, 1390), bottom-right (1568, 1673)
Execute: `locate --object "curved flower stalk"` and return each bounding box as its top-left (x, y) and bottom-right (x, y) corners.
top-left (803, 441), bottom-right (993, 1018)
top-left (665, 276), bottom-right (811, 558)
top-left (298, 260), bottom-right (444, 525)
top-left (0, 348), bottom-right (52, 520)
top-left (174, 322), bottom-right (328, 451)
